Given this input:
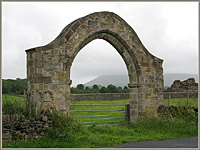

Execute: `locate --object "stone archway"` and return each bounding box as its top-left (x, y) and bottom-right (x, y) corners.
top-left (26, 11), bottom-right (164, 122)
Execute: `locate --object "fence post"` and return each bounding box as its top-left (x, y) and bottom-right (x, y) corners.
top-left (109, 104), bottom-right (110, 117)
top-left (26, 91), bottom-right (31, 118)
top-left (186, 91), bottom-right (189, 107)
top-left (168, 94), bottom-right (171, 106)
top-left (24, 90), bottom-right (26, 109)
top-left (125, 104), bottom-right (130, 122)
top-left (92, 104), bottom-right (93, 121)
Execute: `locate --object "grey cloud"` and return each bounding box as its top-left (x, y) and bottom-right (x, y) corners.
top-left (2, 2), bottom-right (198, 86)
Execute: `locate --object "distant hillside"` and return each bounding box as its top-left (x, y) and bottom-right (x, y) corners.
top-left (84, 74), bottom-right (198, 87)
top-left (84, 75), bottom-right (129, 87)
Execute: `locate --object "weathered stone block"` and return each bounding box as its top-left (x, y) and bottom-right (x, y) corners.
top-left (35, 59), bottom-right (43, 68)
top-left (35, 76), bottom-right (51, 83)
top-left (27, 60), bottom-right (34, 67)
top-left (56, 72), bottom-right (65, 80)
top-left (72, 21), bottom-right (81, 31)
top-left (42, 116), bottom-right (48, 122)
top-left (43, 85), bottom-right (49, 90)
top-left (65, 30), bottom-right (74, 41)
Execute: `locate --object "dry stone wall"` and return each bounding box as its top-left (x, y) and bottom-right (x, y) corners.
top-left (71, 93), bottom-right (129, 101)
top-left (71, 92), bottom-right (197, 101)
top-left (2, 113), bottom-right (52, 142)
top-left (158, 105), bottom-right (198, 115)
top-left (26, 11), bottom-right (164, 122)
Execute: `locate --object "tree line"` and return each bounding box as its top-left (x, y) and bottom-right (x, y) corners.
top-left (2, 78), bottom-right (27, 95)
top-left (71, 84), bottom-right (129, 94)
top-left (2, 78), bottom-right (129, 95)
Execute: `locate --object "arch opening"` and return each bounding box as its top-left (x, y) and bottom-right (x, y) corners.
top-left (70, 39), bottom-right (129, 87)
top-left (66, 32), bottom-right (139, 121)
top-left (68, 31), bottom-right (139, 87)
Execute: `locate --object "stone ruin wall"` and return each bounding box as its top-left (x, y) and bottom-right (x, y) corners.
top-left (165, 78), bottom-right (198, 98)
top-left (26, 11), bottom-right (164, 121)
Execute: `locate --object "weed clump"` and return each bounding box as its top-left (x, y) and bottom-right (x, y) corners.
top-left (2, 99), bottom-right (35, 119)
top-left (158, 105), bottom-right (198, 123)
top-left (46, 108), bottom-right (84, 141)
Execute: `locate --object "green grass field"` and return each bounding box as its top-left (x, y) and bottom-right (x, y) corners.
top-left (71, 99), bottom-right (129, 125)
top-left (2, 94), bottom-right (197, 126)
top-left (2, 94), bottom-right (198, 148)
top-left (2, 94), bottom-right (24, 104)
top-left (164, 98), bottom-right (198, 107)
top-left (2, 94), bottom-right (198, 107)
top-left (2, 94), bottom-right (198, 119)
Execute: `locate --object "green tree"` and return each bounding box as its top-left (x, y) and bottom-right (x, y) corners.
top-left (77, 84), bottom-right (84, 90)
top-left (2, 80), bottom-right (11, 94)
top-left (2, 78), bottom-right (27, 95)
top-left (92, 84), bottom-right (99, 89)
top-left (99, 86), bottom-right (110, 93)
top-left (85, 86), bottom-right (90, 90)
top-left (70, 87), bottom-right (76, 94)
top-left (107, 84), bottom-right (118, 93)
top-left (123, 86), bottom-right (129, 93)
top-left (123, 86), bottom-right (128, 90)
top-left (117, 86), bottom-right (122, 93)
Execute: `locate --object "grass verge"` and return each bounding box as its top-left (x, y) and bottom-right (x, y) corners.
top-left (2, 95), bottom-right (198, 148)
top-left (3, 111), bottom-right (198, 148)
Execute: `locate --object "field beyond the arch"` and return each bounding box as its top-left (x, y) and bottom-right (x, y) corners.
top-left (2, 94), bottom-right (198, 107)
top-left (2, 95), bottom-right (198, 148)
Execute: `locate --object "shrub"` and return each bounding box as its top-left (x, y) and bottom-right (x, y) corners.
top-left (46, 108), bottom-right (83, 140)
top-left (158, 105), bottom-right (198, 124)
top-left (172, 107), bottom-right (198, 123)
top-left (2, 99), bottom-right (23, 115)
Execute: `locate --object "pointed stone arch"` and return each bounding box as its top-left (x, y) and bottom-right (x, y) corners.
top-left (26, 11), bottom-right (164, 121)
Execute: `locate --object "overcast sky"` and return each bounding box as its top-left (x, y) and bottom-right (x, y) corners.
top-left (2, 2), bottom-right (198, 86)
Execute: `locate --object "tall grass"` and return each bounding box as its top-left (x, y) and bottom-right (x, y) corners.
top-left (2, 94), bottom-right (24, 104)
top-left (2, 95), bottom-right (198, 148)
top-left (3, 106), bottom-right (198, 148)
top-left (46, 108), bottom-right (83, 140)
top-left (2, 95), bottom-right (35, 119)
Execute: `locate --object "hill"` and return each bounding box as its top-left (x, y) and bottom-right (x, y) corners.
top-left (84, 73), bottom-right (198, 88)
top-left (84, 75), bottom-right (129, 88)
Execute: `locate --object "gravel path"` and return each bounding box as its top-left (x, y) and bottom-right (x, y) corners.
top-left (109, 136), bottom-right (198, 148)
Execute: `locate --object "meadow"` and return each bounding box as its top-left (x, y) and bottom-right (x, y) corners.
top-left (2, 94), bottom-right (198, 148)
top-left (2, 94), bottom-right (24, 104)
top-left (2, 94), bottom-right (198, 107)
